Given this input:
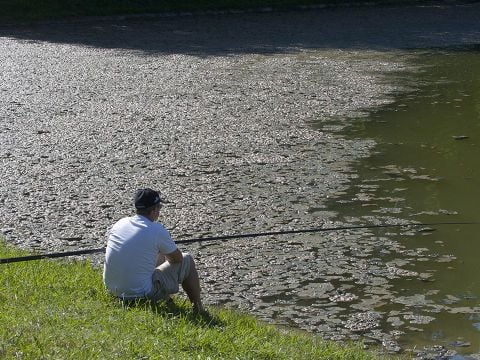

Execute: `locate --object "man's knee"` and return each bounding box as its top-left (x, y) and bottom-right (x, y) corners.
top-left (183, 253), bottom-right (194, 266)
top-left (180, 253), bottom-right (194, 281)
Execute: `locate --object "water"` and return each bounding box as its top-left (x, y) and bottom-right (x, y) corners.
top-left (325, 49), bottom-right (480, 354)
top-left (2, 12), bottom-right (479, 354)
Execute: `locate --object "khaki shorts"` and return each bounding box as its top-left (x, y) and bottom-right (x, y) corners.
top-left (147, 252), bottom-right (192, 301)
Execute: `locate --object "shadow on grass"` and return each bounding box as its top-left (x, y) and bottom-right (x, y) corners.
top-left (115, 296), bottom-right (225, 328)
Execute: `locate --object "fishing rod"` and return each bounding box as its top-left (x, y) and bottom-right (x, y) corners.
top-left (0, 221), bottom-right (477, 265)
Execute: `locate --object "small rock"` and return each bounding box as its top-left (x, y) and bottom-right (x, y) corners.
top-left (417, 227), bottom-right (435, 233)
top-left (450, 340), bottom-right (471, 347)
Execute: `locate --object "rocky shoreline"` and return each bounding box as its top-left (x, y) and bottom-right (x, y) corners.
top-left (0, 23), bottom-right (402, 253)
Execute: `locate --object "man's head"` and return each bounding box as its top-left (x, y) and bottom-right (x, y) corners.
top-left (134, 188), bottom-right (163, 219)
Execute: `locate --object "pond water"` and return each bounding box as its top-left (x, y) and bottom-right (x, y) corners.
top-left (2, 14), bottom-right (479, 356)
top-left (323, 48), bottom-right (480, 355)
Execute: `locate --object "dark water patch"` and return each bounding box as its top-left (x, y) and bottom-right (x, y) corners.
top-left (1, 3), bottom-right (480, 56)
top-left (320, 50), bottom-right (480, 356)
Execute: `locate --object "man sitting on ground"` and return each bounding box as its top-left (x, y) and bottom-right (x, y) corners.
top-left (103, 188), bottom-right (204, 313)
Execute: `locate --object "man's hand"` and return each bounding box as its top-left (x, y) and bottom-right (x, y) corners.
top-left (165, 248), bottom-right (183, 263)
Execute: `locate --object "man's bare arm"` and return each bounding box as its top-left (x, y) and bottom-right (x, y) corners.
top-left (164, 248), bottom-right (183, 263)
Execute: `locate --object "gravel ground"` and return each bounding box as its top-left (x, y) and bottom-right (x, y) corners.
top-left (1, 2), bottom-right (480, 356)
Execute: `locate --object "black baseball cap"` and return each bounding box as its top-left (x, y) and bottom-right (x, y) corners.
top-left (134, 188), bottom-right (163, 209)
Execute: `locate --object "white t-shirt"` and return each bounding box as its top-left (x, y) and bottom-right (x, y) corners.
top-left (103, 215), bottom-right (177, 299)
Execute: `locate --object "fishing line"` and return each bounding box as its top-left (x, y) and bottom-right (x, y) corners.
top-left (0, 221), bottom-right (477, 264)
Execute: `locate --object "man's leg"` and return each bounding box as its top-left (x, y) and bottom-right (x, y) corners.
top-left (181, 255), bottom-right (203, 312)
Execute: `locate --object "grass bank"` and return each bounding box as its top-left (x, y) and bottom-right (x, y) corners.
top-left (0, 0), bottom-right (446, 23)
top-left (0, 241), bottom-right (377, 359)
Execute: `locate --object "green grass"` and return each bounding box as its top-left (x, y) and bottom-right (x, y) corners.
top-left (0, 0), bottom-right (437, 23)
top-left (0, 241), bottom-right (377, 359)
